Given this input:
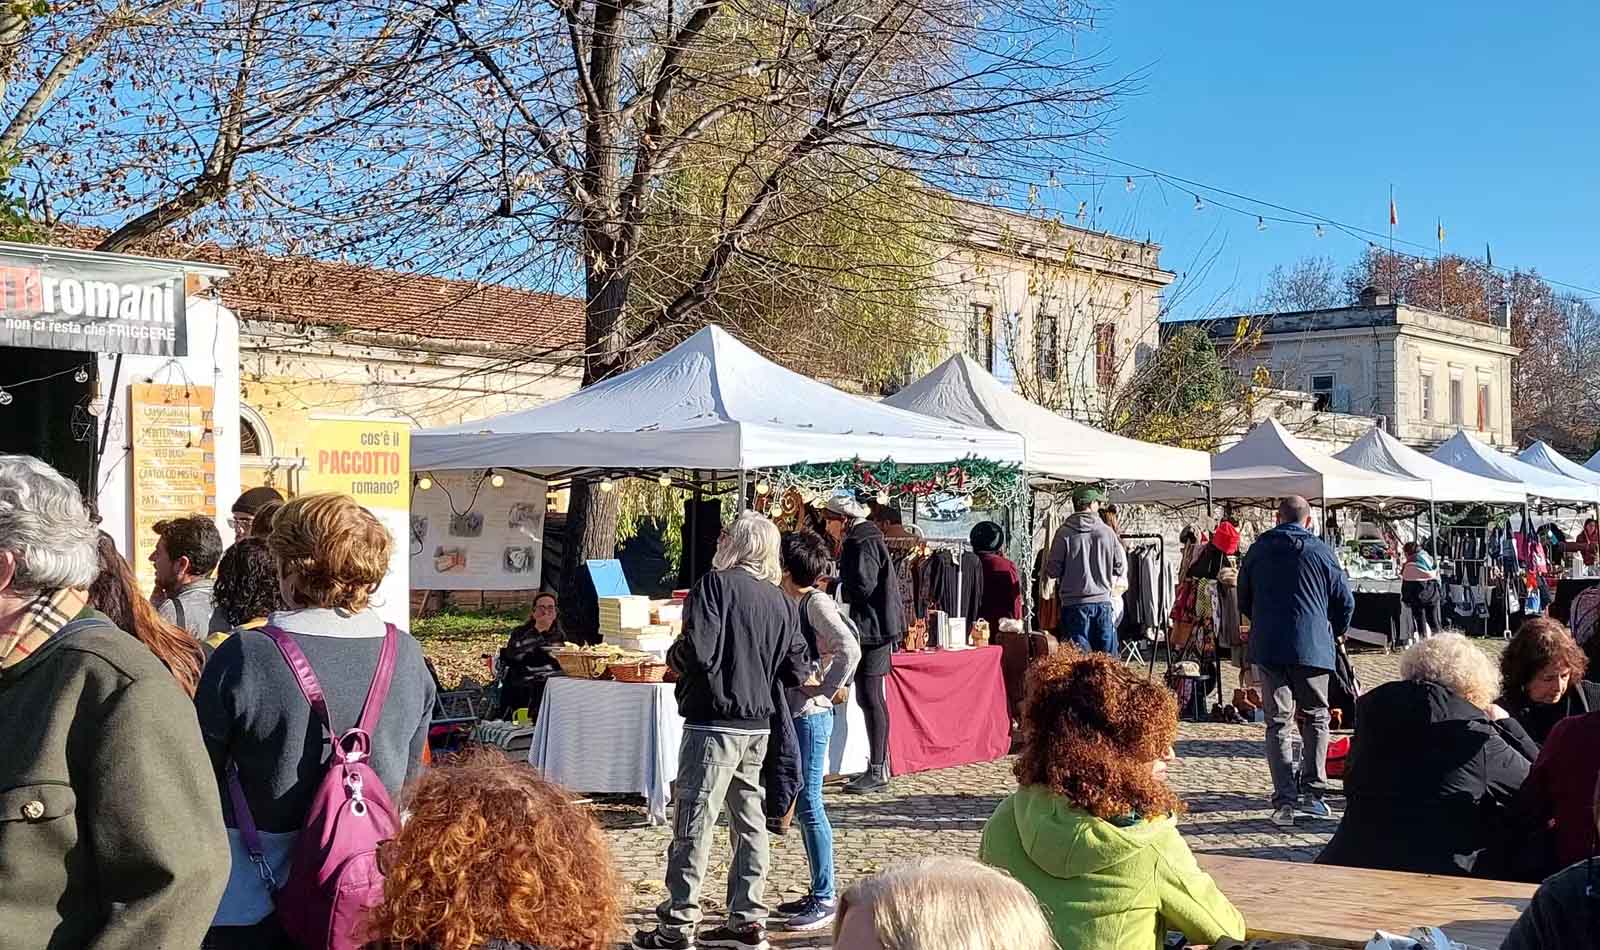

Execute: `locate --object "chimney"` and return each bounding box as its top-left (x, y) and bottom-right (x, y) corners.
top-left (1358, 286), bottom-right (1391, 307)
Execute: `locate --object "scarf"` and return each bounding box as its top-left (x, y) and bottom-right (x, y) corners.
top-left (0, 587), bottom-right (90, 669)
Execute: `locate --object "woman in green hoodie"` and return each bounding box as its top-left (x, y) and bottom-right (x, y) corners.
top-left (980, 650), bottom-right (1246, 950)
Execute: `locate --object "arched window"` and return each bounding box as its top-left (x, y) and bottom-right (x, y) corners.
top-left (239, 404), bottom-right (273, 458)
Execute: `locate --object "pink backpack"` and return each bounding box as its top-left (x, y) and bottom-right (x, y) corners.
top-left (229, 624), bottom-right (402, 950)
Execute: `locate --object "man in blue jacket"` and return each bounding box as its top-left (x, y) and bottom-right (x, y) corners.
top-left (1238, 495), bottom-right (1354, 829)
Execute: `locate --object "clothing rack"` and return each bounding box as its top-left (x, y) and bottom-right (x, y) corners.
top-left (886, 536), bottom-right (972, 625)
top-left (1120, 533), bottom-right (1167, 666)
top-left (1439, 524), bottom-right (1515, 639)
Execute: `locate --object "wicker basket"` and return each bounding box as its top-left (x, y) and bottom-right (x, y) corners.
top-left (609, 659), bottom-right (670, 684)
top-left (552, 651), bottom-right (611, 679)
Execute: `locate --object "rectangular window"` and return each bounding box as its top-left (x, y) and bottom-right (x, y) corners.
top-left (1477, 383), bottom-right (1491, 430)
top-left (1094, 323), bottom-right (1117, 390)
top-left (1036, 311), bottom-right (1059, 382)
top-left (1419, 372), bottom-right (1434, 421)
top-left (1449, 375), bottom-right (1464, 426)
top-left (1310, 373), bottom-right (1335, 412)
top-left (968, 304), bottom-right (994, 372)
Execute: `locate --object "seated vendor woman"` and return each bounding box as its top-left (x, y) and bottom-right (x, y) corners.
top-left (495, 591), bottom-right (564, 719)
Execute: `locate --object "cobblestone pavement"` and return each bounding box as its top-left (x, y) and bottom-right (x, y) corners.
top-left (605, 642), bottom-right (1495, 947)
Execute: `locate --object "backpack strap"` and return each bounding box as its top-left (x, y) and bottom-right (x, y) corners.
top-left (171, 595), bottom-right (187, 630)
top-left (226, 762), bottom-right (276, 890)
top-left (356, 624), bottom-right (401, 736)
top-left (260, 623), bottom-right (399, 742)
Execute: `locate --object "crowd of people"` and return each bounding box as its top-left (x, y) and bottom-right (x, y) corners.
top-left (7, 451), bottom-right (1600, 950)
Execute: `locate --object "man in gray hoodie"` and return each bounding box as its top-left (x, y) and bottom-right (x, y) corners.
top-left (1044, 486), bottom-right (1127, 655)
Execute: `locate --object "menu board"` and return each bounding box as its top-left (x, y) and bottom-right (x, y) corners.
top-left (299, 417), bottom-right (411, 630)
top-left (410, 469), bottom-right (546, 590)
top-left (129, 383), bottom-right (216, 593)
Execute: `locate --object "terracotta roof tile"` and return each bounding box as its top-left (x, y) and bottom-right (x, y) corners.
top-left (39, 228), bottom-right (584, 351)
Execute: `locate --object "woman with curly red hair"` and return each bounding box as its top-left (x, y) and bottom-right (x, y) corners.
top-left (980, 649), bottom-right (1244, 950)
top-left (366, 751), bottom-right (621, 950)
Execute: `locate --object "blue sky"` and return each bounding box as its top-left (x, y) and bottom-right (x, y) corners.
top-left (1043, 0), bottom-right (1600, 318)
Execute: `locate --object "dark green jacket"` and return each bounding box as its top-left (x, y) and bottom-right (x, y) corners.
top-left (0, 611), bottom-right (228, 950)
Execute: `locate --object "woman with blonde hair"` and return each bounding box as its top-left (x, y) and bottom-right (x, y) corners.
top-left (980, 649), bottom-right (1244, 950)
top-left (196, 493), bottom-right (437, 948)
top-left (1318, 633), bottom-right (1538, 877)
top-left (367, 751), bottom-right (621, 950)
top-left (833, 857), bottom-right (1054, 950)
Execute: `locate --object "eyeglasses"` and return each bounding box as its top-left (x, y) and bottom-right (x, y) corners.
top-left (231, 515), bottom-right (254, 534)
top-left (533, 603), bottom-right (557, 614)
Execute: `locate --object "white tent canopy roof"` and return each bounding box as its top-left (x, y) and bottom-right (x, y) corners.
top-left (411, 325), bottom-right (1025, 474)
top-left (881, 353), bottom-right (1211, 484)
top-left (1115, 419), bottom-right (1430, 505)
top-left (1518, 441), bottom-right (1600, 488)
top-left (1334, 427), bottom-right (1526, 505)
top-left (1429, 431), bottom-right (1598, 504)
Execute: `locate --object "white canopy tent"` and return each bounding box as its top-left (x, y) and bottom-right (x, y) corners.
top-left (1430, 431), bottom-right (1598, 505)
top-left (881, 353), bottom-right (1211, 485)
top-left (411, 325), bottom-right (1026, 475)
top-left (1518, 441), bottom-right (1600, 489)
top-left (1114, 419), bottom-right (1430, 505)
top-left (1334, 428), bottom-right (1526, 505)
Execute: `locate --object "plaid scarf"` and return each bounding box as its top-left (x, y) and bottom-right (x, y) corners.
top-left (0, 587), bottom-right (90, 669)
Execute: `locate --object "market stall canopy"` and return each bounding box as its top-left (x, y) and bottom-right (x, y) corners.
top-left (881, 353), bottom-right (1211, 484)
top-left (1517, 441), bottom-right (1600, 489)
top-left (1429, 431), bottom-right (1598, 505)
top-left (410, 325), bottom-right (1025, 474)
top-left (1334, 427), bottom-right (1526, 505)
top-left (1113, 418), bottom-right (1430, 505)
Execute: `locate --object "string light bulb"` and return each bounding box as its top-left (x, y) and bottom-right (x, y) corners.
top-left (1046, 170), bottom-right (1059, 189)
top-left (1193, 194), bottom-right (1204, 211)
top-left (489, 472), bottom-right (505, 488)
top-left (658, 474), bottom-right (672, 487)
top-left (1256, 216), bottom-right (1266, 232)
top-left (1124, 176), bottom-right (1135, 192)
top-left (74, 367), bottom-right (88, 383)
top-left (416, 475), bottom-right (433, 491)
top-left (599, 479), bottom-right (614, 493)
top-left (755, 480), bottom-right (770, 495)
top-left (1314, 224), bottom-right (1325, 239)
top-left (875, 491), bottom-right (890, 505)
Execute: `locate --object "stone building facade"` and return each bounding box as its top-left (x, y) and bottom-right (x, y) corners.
top-left (1168, 288), bottom-right (1519, 449)
top-left (922, 201), bottom-right (1176, 416)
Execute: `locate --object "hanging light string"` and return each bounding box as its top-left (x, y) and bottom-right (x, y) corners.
top-left (0, 362), bottom-right (95, 406)
top-left (1057, 147), bottom-right (1600, 301)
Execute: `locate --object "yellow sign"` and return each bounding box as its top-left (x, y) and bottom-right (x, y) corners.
top-left (299, 418), bottom-right (411, 508)
top-left (130, 384), bottom-right (216, 593)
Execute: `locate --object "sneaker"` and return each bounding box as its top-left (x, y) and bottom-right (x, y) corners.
top-left (632, 928), bottom-right (695, 950)
top-left (1297, 797), bottom-right (1336, 820)
top-left (699, 923), bottom-right (770, 950)
top-left (784, 897), bottom-right (838, 932)
top-left (1268, 805), bottom-right (1296, 828)
top-left (775, 895), bottom-right (814, 916)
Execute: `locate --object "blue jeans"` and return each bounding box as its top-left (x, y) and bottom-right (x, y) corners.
top-left (792, 710), bottom-right (836, 901)
top-left (1057, 601), bottom-right (1118, 655)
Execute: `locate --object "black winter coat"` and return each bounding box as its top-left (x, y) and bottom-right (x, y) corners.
top-left (669, 568), bottom-right (808, 729)
top-left (1316, 679), bottom-right (1538, 877)
top-left (838, 520), bottom-right (905, 649)
top-left (1501, 679), bottom-right (1600, 746)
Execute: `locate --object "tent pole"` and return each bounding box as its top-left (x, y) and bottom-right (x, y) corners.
top-left (737, 470), bottom-right (749, 512)
top-left (1429, 501), bottom-right (1439, 560)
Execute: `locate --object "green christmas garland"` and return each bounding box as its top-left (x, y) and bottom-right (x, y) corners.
top-left (756, 456), bottom-right (1025, 510)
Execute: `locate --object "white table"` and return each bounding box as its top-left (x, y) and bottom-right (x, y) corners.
top-left (528, 677), bottom-right (869, 824)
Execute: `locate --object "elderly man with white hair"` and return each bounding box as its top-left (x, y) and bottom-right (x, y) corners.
top-left (0, 455), bottom-right (228, 949)
top-left (635, 510), bottom-right (810, 950)
top-left (1317, 632), bottom-right (1538, 878)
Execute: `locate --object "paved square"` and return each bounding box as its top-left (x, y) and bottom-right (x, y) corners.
top-left (602, 645), bottom-right (1447, 946)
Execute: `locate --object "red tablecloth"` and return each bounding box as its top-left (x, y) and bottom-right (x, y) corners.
top-left (884, 645), bottom-right (1010, 776)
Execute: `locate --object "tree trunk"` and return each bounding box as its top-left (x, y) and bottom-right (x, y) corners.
top-left (558, 477), bottom-right (623, 642)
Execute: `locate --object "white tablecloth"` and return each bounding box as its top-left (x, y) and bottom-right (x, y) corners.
top-left (529, 677), bottom-right (869, 824)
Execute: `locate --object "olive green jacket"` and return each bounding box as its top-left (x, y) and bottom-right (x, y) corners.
top-left (0, 611), bottom-right (228, 950)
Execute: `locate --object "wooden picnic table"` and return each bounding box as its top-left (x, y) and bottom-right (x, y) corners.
top-left (1196, 854), bottom-right (1535, 949)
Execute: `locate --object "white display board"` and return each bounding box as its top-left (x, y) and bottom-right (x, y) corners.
top-left (410, 470), bottom-right (545, 590)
